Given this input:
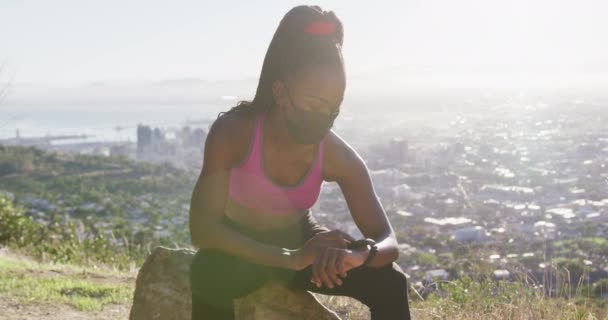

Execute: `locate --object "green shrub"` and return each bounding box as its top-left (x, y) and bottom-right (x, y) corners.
top-left (0, 196), bottom-right (39, 246)
top-left (0, 195), bottom-right (142, 270)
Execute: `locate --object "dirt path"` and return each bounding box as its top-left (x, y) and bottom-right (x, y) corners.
top-left (0, 294), bottom-right (131, 320)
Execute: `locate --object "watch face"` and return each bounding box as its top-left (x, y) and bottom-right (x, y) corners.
top-left (347, 239), bottom-right (366, 250)
top-left (348, 239), bottom-right (375, 250)
top-left (347, 240), bottom-right (363, 249)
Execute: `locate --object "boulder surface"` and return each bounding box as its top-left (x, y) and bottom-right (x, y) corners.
top-left (129, 246), bottom-right (341, 320)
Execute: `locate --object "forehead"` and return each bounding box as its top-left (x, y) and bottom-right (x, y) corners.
top-left (288, 64), bottom-right (345, 98)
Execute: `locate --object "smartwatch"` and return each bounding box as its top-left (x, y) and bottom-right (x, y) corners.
top-left (347, 238), bottom-right (378, 267)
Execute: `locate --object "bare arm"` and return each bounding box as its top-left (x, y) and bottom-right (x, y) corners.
top-left (188, 115), bottom-right (298, 269)
top-left (331, 135), bottom-right (399, 268)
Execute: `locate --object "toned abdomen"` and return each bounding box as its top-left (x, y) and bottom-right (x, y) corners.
top-left (223, 197), bottom-right (309, 232)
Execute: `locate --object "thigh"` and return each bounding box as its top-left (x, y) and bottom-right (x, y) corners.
top-left (188, 211), bottom-right (332, 302)
top-left (289, 262), bottom-right (407, 300)
top-left (190, 248), bottom-right (273, 306)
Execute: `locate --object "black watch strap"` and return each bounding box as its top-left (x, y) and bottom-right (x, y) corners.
top-left (347, 238), bottom-right (378, 267)
top-left (362, 243), bottom-right (378, 267)
top-left (347, 238), bottom-right (375, 250)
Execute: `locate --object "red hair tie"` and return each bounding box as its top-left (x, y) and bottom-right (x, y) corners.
top-left (305, 21), bottom-right (336, 35)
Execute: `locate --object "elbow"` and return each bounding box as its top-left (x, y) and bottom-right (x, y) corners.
top-left (189, 223), bottom-right (203, 249)
top-left (391, 246), bottom-right (400, 263)
top-left (189, 213), bottom-right (208, 249)
top-left (190, 228), bottom-right (216, 250)
top-left (190, 234), bottom-right (205, 250)
top-left (189, 213), bottom-right (220, 250)
top-left (374, 232), bottom-right (400, 264)
top-left (387, 234), bottom-right (400, 262)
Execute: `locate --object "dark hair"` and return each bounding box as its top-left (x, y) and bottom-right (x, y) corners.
top-left (218, 5), bottom-right (344, 118)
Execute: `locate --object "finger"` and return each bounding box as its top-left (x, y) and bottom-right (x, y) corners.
top-left (322, 237), bottom-right (347, 249)
top-left (326, 249), bottom-right (341, 286)
top-left (336, 230), bottom-right (356, 242)
top-left (336, 250), bottom-right (347, 278)
top-left (324, 230), bottom-right (344, 240)
top-left (327, 231), bottom-right (354, 248)
top-left (338, 237), bottom-right (350, 248)
top-left (312, 254), bottom-right (322, 288)
top-left (316, 230), bottom-right (333, 238)
top-left (312, 233), bottom-right (340, 246)
top-left (319, 249), bottom-right (333, 288)
top-left (313, 237), bottom-right (345, 249)
top-left (323, 238), bottom-right (348, 249)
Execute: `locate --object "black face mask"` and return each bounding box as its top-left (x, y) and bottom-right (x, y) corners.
top-left (283, 86), bottom-right (340, 145)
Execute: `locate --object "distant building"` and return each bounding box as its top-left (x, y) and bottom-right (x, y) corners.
top-left (493, 269), bottom-right (511, 281)
top-left (137, 124), bottom-right (153, 159)
top-left (452, 225), bottom-right (490, 243)
top-left (423, 269), bottom-right (450, 283)
top-left (388, 137), bottom-right (409, 165)
top-left (477, 184), bottom-right (535, 201)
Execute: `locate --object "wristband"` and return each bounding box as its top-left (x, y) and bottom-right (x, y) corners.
top-left (362, 243), bottom-right (378, 267)
top-left (347, 238), bottom-right (378, 267)
top-left (347, 238), bottom-right (375, 250)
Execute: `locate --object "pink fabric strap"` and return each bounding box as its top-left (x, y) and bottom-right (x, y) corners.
top-left (227, 112), bottom-right (324, 216)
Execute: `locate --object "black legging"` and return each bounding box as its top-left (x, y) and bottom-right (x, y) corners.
top-left (189, 211), bottom-right (412, 320)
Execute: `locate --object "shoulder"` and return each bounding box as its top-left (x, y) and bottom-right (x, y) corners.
top-left (208, 110), bottom-right (254, 142)
top-left (322, 129), bottom-right (368, 183)
top-left (203, 110), bottom-right (258, 169)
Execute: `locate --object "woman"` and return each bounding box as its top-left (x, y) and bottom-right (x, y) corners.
top-left (189, 5), bottom-right (412, 320)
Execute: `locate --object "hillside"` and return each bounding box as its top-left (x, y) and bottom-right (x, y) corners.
top-left (0, 144), bottom-right (197, 268)
top-left (1, 144), bottom-right (607, 319)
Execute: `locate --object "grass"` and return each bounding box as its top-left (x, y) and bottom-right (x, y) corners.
top-left (0, 252), bottom-right (134, 312)
top-left (0, 249), bottom-right (134, 277)
top-left (312, 272), bottom-right (608, 320)
top-left (1, 246), bottom-right (606, 319)
top-left (407, 285), bottom-right (608, 320)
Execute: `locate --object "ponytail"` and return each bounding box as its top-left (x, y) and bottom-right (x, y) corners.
top-left (218, 5), bottom-right (344, 119)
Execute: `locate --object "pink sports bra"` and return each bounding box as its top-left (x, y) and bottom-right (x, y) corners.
top-left (227, 111), bottom-right (325, 216)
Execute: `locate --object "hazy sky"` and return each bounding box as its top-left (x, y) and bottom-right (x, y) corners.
top-left (1, 0), bottom-right (607, 105)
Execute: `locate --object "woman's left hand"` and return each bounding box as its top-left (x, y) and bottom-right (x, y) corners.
top-left (311, 247), bottom-right (368, 289)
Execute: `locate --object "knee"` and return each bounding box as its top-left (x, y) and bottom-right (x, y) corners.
top-left (189, 249), bottom-right (227, 292)
top-left (189, 248), bottom-right (272, 305)
top-left (351, 263), bottom-right (409, 310)
top-left (189, 249), bottom-right (237, 306)
top-left (190, 249), bottom-right (215, 277)
top-left (363, 263), bottom-right (412, 319)
top-left (377, 262), bottom-right (409, 294)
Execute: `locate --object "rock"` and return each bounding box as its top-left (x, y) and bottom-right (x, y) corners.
top-left (129, 246), bottom-right (341, 320)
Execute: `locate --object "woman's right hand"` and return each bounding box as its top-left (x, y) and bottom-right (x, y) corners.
top-left (294, 230), bottom-right (355, 270)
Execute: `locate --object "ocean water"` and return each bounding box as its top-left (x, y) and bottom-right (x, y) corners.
top-left (0, 104), bottom-right (226, 142)
top-left (0, 102), bottom-right (365, 143)
top-left (4, 92), bottom-right (598, 145)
